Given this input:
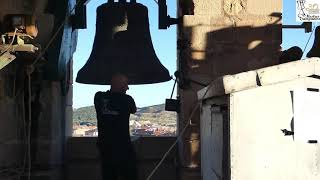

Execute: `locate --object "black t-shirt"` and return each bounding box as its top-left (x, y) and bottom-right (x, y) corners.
top-left (94, 91), bottom-right (136, 148)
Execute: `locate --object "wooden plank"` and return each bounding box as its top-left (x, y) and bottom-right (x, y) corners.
top-left (0, 52), bottom-right (16, 70)
top-left (197, 77), bottom-right (225, 100)
top-left (223, 70), bottom-right (257, 94)
top-left (257, 58), bottom-right (320, 86)
top-left (230, 77), bottom-right (320, 180)
top-left (198, 58), bottom-right (320, 100)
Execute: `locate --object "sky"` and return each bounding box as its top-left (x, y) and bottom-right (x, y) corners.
top-left (73, 0), bottom-right (319, 109)
top-left (283, 0), bottom-right (319, 55)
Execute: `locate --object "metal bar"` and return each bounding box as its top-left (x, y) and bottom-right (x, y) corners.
top-left (282, 22), bottom-right (312, 33)
top-left (282, 25), bottom-right (304, 29)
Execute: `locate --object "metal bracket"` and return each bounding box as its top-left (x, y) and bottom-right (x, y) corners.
top-left (282, 22), bottom-right (312, 33)
top-left (72, 0), bottom-right (91, 29)
top-left (281, 129), bottom-right (294, 136)
top-left (158, 0), bottom-right (180, 29)
top-left (0, 32), bottom-right (39, 70)
top-left (174, 71), bottom-right (208, 89)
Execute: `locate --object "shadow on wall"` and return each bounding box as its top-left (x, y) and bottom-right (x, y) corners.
top-left (179, 0), bottom-right (194, 15)
top-left (177, 12), bottom-right (283, 169)
top-left (180, 13), bottom-right (282, 85)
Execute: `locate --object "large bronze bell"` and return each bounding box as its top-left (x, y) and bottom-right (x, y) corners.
top-left (76, 1), bottom-right (171, 85)
top-left (307, 26), bottom-right (320, 58)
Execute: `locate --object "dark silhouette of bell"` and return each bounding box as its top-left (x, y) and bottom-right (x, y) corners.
top-left (76, 1), bottom-right (171, 85)
top-left (307, 26), bottom-right (320, 58)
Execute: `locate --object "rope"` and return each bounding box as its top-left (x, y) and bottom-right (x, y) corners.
top-left (21, 86), bottom-right (27, 178)
top-left (302, 24), bottom-right (315, 55)
top-left (21, 2), bottom-right (82, 173)
top-left (145, 82), bottom-right (213, 180)
top-left (27, 66), bottom-right (32, 180)
top-left (170, 78), bottom-right (177, 99)
top-left (0, 1), bottom-right (82, 178)
top-left (17, 2), bottom-right (82, 174)
top-left (0, 1), bottom-right (80, 178)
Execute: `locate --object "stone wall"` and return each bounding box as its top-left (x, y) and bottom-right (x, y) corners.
top-left (66, 137), bottom-right (177, 180)
top-left (0, 63), bottom-right (67, 179)
top-left (0, 63), bottom-right (25, 170)
top-left (0, 0), bottom-right (76, 179)
top-left (177, 0), bottom-right (282, 179)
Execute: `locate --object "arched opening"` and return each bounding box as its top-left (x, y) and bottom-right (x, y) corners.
top-left (72, 0), bottom-right (178, 137)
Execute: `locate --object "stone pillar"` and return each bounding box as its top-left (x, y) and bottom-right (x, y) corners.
top-left (0, 65), bottom-right (25, 170)
top-left (177, 0), bottom-right (282, 179)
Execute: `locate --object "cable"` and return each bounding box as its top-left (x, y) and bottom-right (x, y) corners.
top-left (21, 87), bottom-right (27, 179)
top-left (145, 82), bottom-right (213, 180)
top-left (27, 66), bottom-right (32, 180)
top-left (6, 1), bottom-right (82, 177)
top-left (153, 0), bottom-right (158, 4)
top-left (0, 28), bottom-right (18, 56)
top-left (0, 1), bottom-right (80, 178)
top-left (302, 24), bottom-right (315, 55)
top-left (20, 2), bottom-right (83, 174)
top-left (170, 78), bottom-right (177, 99)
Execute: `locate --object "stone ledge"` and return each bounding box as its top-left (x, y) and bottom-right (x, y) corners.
top-left (198, 58), bottom-right (320, 99)
top-left (66, 137), bottom-right (177, 161)
top-left (182, 15), bottom-right (234, 27)
top-left (182, 15), bottom-right (281, 27)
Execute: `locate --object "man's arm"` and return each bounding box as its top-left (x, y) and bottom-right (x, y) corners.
top-left (128, 96), bottom-right (137, 114)
top-left (94, 92), bottom-right (102, 112)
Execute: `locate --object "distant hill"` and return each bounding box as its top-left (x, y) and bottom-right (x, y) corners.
top-left (73, 106), bottom-right (96, 123)
top-left (73, 104), bottom-right (177, 125)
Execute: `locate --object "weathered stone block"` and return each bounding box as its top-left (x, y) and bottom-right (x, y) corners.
top-left (205, 43), bottom-right (279, 79)
top-left (235, 25), bottom-right (275, 44)
top-left (223, 0), bottom-right (245, 16)
top-left (33, 138), bottom-right (64, 166)
top-left (67, 162), bottom-right (101, 180)
top-left (0, 99), bottom-right (21, 141)
top-left (193, 0), bottom-right (222, 16)
top-left (134, 137), bottom-right (176, 160)
top-left (0, 79), bottom-right (4, 99)
top-left (206, 25), bottom-right (236, 43)
top-left (179, 138), bottom-right (201, 168)
top-left (183, 26), bottom-right (236, 52)
top-left (179, 168), bottom-right (201, 180)
top-left (187, 72), bottom-right (213, 85)
top-left (138, 161), bottom-right (177, 180)
top-left (180, 50), bottom-right (213, 73)
top-left (0, 143), bottom-right (22, 167)
top-left (235, 15), bottom-right (281, 27)
top-left (183, 15), bottom-right (234, 27)
top-left (233, 15), bottom-right (282, 44)
top-left (67, 137), bottom-right (99, 160)
top-left (247, 0), bottom-right (282, 15)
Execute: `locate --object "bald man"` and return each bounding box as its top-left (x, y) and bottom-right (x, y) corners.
top-left (94, 73), bottom-right (137, 180)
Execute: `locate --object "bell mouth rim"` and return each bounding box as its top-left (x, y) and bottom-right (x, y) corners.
top-left (75, 76), bottom-right (173, 85)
